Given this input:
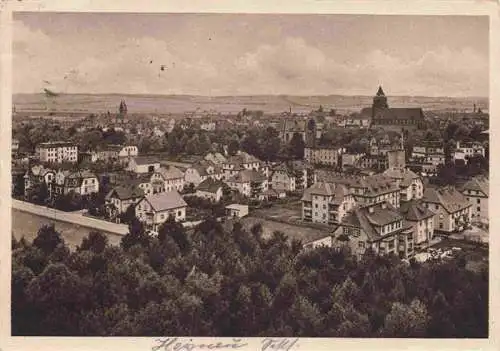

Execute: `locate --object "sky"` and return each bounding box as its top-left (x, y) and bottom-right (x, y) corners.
top-left (13, 13), bottom-right (489, 97)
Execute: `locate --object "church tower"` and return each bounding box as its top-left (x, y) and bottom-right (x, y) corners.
top-left (372, 86), bottom-right (388, 118)
top-left (119, 100), bottom-right (128, 118)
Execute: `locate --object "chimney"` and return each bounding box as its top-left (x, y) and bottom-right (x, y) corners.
top-left (368, 206), bottom-right (374, 213)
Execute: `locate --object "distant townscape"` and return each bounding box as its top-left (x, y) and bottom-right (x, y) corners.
top-left (11, 86), bottom-right (489, 337)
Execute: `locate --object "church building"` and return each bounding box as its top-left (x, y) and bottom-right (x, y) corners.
top-left (368, 86), bottom-right (426, 132)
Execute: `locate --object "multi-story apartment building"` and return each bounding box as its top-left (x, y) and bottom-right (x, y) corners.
top-left (399, 200), bottom-right (435, 249)
top-left (226, 169), bottom-right (268, 198)
top-left (301, 182), bottom-right (356, 225)
top-left (460, 176), bottom-right (488, 223)
top-left (315, 170), bottom-right (401, 209)
top-left (422, 186), bottom-right (472, 233)
top-left (453, 141), bottom-right (486, 164)
top-left (36, 141), bottom-right (78, 164)
top-left (411, 141), bottom-right (445, 166)
top-left (383, 167), bottom-right (424, 202)
top-left (304, 146), bottom-right (341, 167)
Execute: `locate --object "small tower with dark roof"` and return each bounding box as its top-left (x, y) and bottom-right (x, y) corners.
top-left (373, 86), bottom-right (389, 111)
top-left (118, 100), bottom-right (128, 119)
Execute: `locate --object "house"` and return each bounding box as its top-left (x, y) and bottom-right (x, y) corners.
top-left (24, 165), bottom-right (56, 197)
top-left (204, 152), bottom-right (227, 165)
top-left (105, 185), bottom-right (145, 215)
top-left (342, 113), bottom-right (371, 128)
top-left (278, 118), bottom-right (319, 143)
top-left (422, 186), bottom-right (472, 233)
top-left (304, 145), bottom-right (341, 167)
top-left (301, 182), bottom-right (356, 225)
top-left (62, 170), bottom-right (99, 196)
top-left (184, 163), bottom-right (210, 187)
top-left (226, 169), bottom-right (268, 197)
top-left (36, 141), bottom-right (78, 164)
top-left (399, 200), bottom-right (435, 250)
top-left (271, 164), bottom-right (297, 192)
top-left (195, 178), bottom-right (225, 202)
top-left (304, 202), bottom-right (414, 260)
top-left (315, 170), bottom-right (401, 208)
top-left (383, 167), bottom-right (424, 202)
top-left (12, 138), bottom-right (19, 154)
top-left (135, 191), bottom-right (187, 231)
top-left (411, 141), bottom-right (445, 167)
top-left (127, 156), bottom-right (161, 174)
top-left (155, 166), bottom-right (185, 192)
top-left (453, 141), bottom-right (486, 164)
top-left (223, 152), bottom-right (262, 173)
top-left (460, 176), bottom-right (488, 223)
top-left (225, 204), bottom-right (249, 218)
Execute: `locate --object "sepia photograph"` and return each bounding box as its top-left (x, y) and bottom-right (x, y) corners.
top-left (9, 9), bottom-right (491, 340)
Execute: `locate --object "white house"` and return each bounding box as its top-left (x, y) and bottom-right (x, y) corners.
top-left (226, 169), bottom-right (268, 198)
top-left (226, 204), bottom-right (249, 218)
top-left (105, 185), bottom-right (145, 214)
top-left (127, 156), bottom-right (161, 174)
top-left (135, 191), bottom-right (187, 231)
top-left (36, 141), bottom-right (78, 164)
top-left (460, 176), bottom-right (489, 223)
top-left (195, 178), bottom-right (225, 202)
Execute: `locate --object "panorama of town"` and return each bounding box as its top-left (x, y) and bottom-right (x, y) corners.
top-left (11, 86), bottom-right (489, 337)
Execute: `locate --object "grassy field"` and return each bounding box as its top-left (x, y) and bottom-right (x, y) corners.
top-left (13, 93), bottom-right (488, 115)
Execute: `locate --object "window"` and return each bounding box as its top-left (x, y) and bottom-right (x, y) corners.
top-left (477, 206), bottom-right (481, 212)
top-left (315, 204), bottom-right (318, 208)
top-left (477, 199), bottom-right (481, 204)
top-left (161, 214), bottom-right (164, 219)
top-left (358, 241), bottom-right (365, 249)
top-left (439, 223), bottom-right (443, 229)
top-left (435, 204), bottom-right (439, 210)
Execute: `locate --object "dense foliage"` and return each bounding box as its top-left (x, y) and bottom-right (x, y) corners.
top-left (12, 222), bottom-right (488, 337)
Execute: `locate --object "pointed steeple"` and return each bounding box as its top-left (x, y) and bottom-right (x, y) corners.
top-left (376, 85), bottom-right (385, 96)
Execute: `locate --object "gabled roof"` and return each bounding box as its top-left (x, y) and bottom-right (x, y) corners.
top-left (157, 166), bottom-right (184, 180)
top-left (374, 108), bottom-right (425, 121)
top-left (228, 169), bottom-right (266, 183)
top-left (66, 170), bottom-right (96, 180)
top-left (460, 176), bottom-right (489, 197)
top-left (196, 178), bottom-right (225, 193)
top-left (376, 86), bottom-right (385, 96)
top-left (106, 185), bottom-right (144, 201)
top-left (383, 167), bottom-right (420, 187)
top-left (316, 170), bottom-right (399, 197)
top-left (301, 182), bottom-right (350, 205)
top-left (341, 202), bottom-right (409, 241)
top-left (143, 191), bottom-right (187, 211)
top-left (132, 156), bottom-right (160, 165)
top-left (423, 186), bottom-right (471, 213)
top-left (399, 200), bottom-right (435, 221)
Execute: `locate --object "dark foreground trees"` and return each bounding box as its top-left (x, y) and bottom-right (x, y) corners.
top-left (12, 222), bottom-right (488, 337)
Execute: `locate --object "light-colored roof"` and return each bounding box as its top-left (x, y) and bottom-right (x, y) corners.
top-left (157, 166), bottom-right (184, 180)
top-left (399, 200), bottom-right (435, 221)
top-left (196, 178), bottom-right (225, 193)
top-left (226, 204), bottom-right (248, 211)
top-left (423, 186), bottom-right (471, 213)
top-left (228, 169), bottom-right (267, 183)
top-left (301, 182), bottom-right (349, 205)
top-left (383, 167), bottom-right (420, 187)
top-left (460, 176), bottom-right (489, 196)
top-left (144, 191), bottom-right (187, 211)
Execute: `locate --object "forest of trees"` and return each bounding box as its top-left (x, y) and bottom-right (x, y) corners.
top-left (12, 220), bottom-right (488, 337)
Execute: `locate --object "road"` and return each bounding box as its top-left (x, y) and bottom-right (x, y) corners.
top-left (12, 199), bottom-right (129, 235)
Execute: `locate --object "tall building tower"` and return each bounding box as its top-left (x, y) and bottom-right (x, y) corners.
top-left (119, 100), bottom-right (128, 119)
top-left (372, 86), bottom-right (389, 117)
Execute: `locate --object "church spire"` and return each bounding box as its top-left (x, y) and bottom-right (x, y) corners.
top-left (376, 85), bottom-right (385, 96)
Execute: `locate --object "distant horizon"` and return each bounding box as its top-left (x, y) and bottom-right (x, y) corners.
top-left (12, 92), bottom-right (490, 100)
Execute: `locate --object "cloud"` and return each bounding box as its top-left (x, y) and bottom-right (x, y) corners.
top-left (13, 20), bottom-right (488, 98)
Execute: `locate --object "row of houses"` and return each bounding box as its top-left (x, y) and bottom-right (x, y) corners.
top-left (301, 165), bottom-right (488, 259)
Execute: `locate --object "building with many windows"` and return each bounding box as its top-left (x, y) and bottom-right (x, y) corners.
top-left (460, 176), bottom-right (488, 223)
top-left (135, 191), bottom-right (187, 231)
top-left (36, 141), bottom-right (78, 164)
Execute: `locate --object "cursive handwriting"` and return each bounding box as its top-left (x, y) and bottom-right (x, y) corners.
top-left (261, 338), bottom-right (299, 351)
top-left (152, 338), bottom-right (248, 351)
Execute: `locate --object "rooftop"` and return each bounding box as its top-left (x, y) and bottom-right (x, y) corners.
top-left (144, 191), bottom-right (187, 211)
top-left (423, 186), bottom-right (471, 213)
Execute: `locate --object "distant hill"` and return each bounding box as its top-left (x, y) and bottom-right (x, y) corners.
top-left (12, 93), bottom-right (489, 115)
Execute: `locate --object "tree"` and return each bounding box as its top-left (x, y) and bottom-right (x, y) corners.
top-left (382, 299), bottom-right (429, 337)
top-left (289, 132), bottom-right (305, 159)
top-left (78, 231), bottom-right (108, 254)
top-left (121, 218), bottom-right (149, 251)
top-left (227, 140), bottom-right (239, 156)
top-left (158, 215), bottom-right (190, 254)
top-left (33, 224), bottom-right (64, 256)
top-left (120, 204), bottom-right (137, 224)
